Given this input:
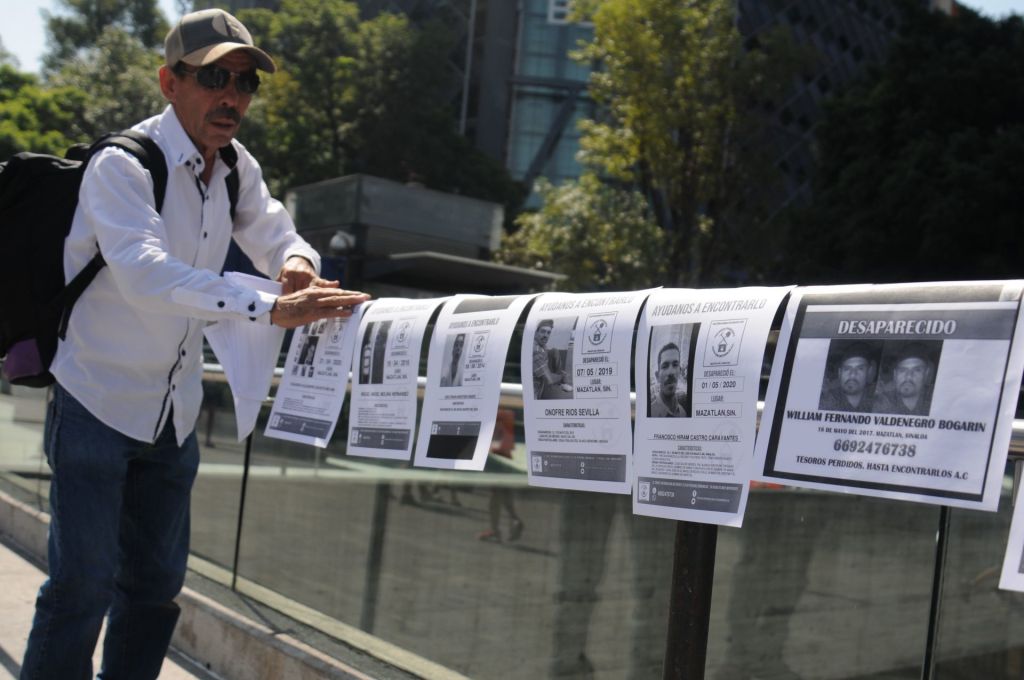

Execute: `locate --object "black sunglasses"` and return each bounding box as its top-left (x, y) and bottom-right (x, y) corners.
top-left (179, 64), bottom-right (260, 95)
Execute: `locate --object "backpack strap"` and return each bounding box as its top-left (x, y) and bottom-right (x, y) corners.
top-left (91, 130), bottom-right (169, 214)
top-left (56, 130), bottom-right (169, 340)
top-left (56, 252), bottom-right (106, 339)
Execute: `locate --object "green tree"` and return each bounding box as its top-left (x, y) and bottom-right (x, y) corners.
top-left (781, 6), bottom-right (1024, 284)
top-left (238, 0), bottom-right (520, 208)
top-left (572, 0), bottom-right (798, 286)
top-left (0, 37), bottom-right (17, 68)
top-left (43, 0), bottom-right (168, 72)
top-left (49, 26), bottom-right (165, 138)
top-left (495, 174), bottom-right (667, 292)
top-left (0, 64), bottom-right (89, 158)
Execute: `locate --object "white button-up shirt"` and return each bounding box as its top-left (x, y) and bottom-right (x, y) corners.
top-left (53, 106), bottom-right (320, 445)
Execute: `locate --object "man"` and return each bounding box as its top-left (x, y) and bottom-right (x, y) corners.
top-left (874, 343), bottom-right (936, 416)
top-left (20, 10), bottom-right (369, 679)
top-left (533, 319), bottom-right (571, 399)
top-left (650, 342), bottom-right (688, 417)
top-left (441, 333), bottom-right (465, 386)
top-left (819, 342), bottom-right (877, 412)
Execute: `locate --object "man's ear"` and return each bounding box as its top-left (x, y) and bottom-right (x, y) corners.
top-left (159, 65), bottom-right (177, 102)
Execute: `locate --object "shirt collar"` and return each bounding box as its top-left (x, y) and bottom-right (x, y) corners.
top-left (157, 105), bottom-right (238, 181)
top-left (158, 105), bottom-right (206, 176)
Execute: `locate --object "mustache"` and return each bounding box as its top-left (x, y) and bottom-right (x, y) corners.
top-left (206, 107), bottom-right (241, 123)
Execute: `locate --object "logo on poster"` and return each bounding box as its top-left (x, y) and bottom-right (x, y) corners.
top-left (704, 319), bottom-right (746, 367)
top-left (582, 312), bottom-right (616, 354)
top-left (712, 327), bottom-right (736, 357)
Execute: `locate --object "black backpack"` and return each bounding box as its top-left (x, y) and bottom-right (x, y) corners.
top-left (0, 131), bottom-right (240, 388)
top-left (0, 133), bottom-right (167, 387)
top-left (0, 131), bottom-right (166, 387)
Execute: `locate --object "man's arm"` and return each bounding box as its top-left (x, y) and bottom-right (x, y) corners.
top-left (270, 286), bottom-right (368, 328)
top-left (82, 148), bottom-right (366, 326)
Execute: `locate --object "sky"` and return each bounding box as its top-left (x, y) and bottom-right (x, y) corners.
top-left (0, 0), bottom-right (1021, 75)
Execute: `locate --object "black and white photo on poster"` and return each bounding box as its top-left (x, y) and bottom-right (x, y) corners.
top-left (440, 332), bottom-right (466, 387)
top-left (755, 281), bottom-right (1024, 511)
top-left (532, 316), bottom-right (576, 400)
top-left (357, 320), bottom-right (394, 385)
top-left (816, 338), bottom-right (944, 416)
top-left (646, 323), bottom-right (698, 418)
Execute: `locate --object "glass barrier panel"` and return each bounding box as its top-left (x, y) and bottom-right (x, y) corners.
top-left (934, 470), bottom-right (1024, 679)
top-left (0, 382), bottom-right (51, 508)
top-left (189, 376), bottom-right (247, 570)
top-left (234, 407), bottom-right (677, 678)
top-left (707, 488), bottom-right (939, 680)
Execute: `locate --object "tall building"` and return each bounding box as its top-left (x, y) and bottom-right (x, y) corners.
top-left (455, 0), bottom-right (955, 210)
top-left (198, 0), bottom-right (954, 215)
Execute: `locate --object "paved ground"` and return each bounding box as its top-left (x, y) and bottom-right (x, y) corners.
top-left (3, 384), bottom-right (1024, 679)
top-left (0, 538), bottom-right (207, 679)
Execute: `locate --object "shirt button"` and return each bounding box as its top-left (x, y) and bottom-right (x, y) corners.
top-left (171, 385), bottom-right (176, 391)
top-left (203, 232), bottom-right (208, 239)
top-left (217, 301), bottom-right (225, 308)
top-left (249, 316), bottom-right (257, 322)
top-left (181, 349), bottom-right (186, 356)
top-left (248, 302), bottom-right (256, 312)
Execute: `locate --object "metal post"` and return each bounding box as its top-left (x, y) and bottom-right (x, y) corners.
top-left (230, 432), bottom-right (254, 591)
top-left (663, 521), bottom-right (718, 680)
top-left (920, 506), bottom-right (952, 680)
top-left (458, 0), bottom-right (478, 136)
top-left (360, 482), bottom-right (392, 633)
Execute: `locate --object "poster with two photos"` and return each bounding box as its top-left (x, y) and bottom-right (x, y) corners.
top-left (754, 281), bottom-right (1024, 512)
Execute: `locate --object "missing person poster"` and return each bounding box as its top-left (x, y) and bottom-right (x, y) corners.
top-left (755, 282), bottom-right (1024, 510)
top-left (413, 294), bottom-right (535, 470)
top-left (999, 488), bottom-right (1024, 591)
top-left (632, 287), bottom-right (792, 526)
top-left (522, 290), bottom-right (652, 494)
top-left (347, 297), bottom-right (447, 460)
top-left (264, 306), bottom-right (366, 447)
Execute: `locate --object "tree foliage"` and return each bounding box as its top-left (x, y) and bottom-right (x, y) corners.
top-left (573, 0), bottom-right (800, 286)
top-left (0, 65), bottom-right (88, 158)
top-left (50, 26), bottom-right (165, 138)
top-left (238, 0), bottom-right (521, 206)
top-left (495, 174), bottom-right (667, 292)
top-left (43, 0), bottom-right (168, 72)
top-left (781, 6), bottom-right (1024, 284)
top-left (0, 37), bottom-right (17, 68)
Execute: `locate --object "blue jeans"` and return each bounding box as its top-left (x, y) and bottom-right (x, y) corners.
top-left (21, 384), bottom-right (199, 680)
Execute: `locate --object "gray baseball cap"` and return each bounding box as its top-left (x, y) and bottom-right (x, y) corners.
top-left (165, 9), bottom-right (276, 73)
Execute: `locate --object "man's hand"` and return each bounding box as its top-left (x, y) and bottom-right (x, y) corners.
top-left (277, 256), bottom-right (337, 295)
top-left (270, 287), bottom-right (370, 329)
